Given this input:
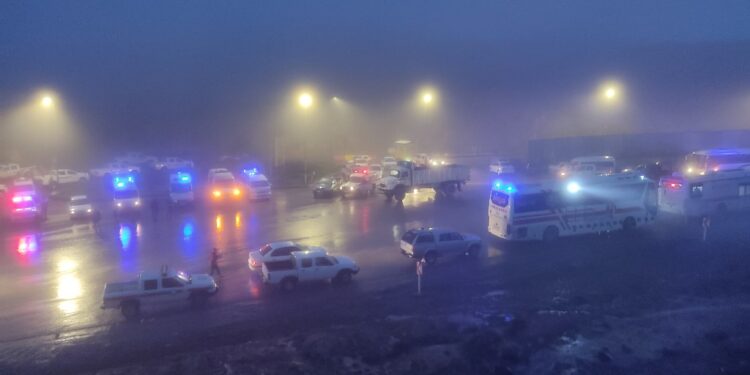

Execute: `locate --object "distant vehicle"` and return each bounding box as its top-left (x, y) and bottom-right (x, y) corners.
top-left (400, 227), bottom-right (482, 264)
top-left (353, 155), bottom-right (371, 166)
top-left (261, 249), bottom-right (359, 292)
top-left (90, 162), bottom-right (141, 178)
top-left (312, 177), bottom-right (343, 199)
top-left (112, 175), bottom-right (141, 215)
top-left (682, 148), bottom-right (750, 176)
top-left (556, 156), bottom-right (616, 177)
top-left (69, 195), bottom-right (94, 219)
top-left (377, 160), bottom-right (470, 202)
top-left (154, 157), bottom-right (194, 170)
top-left (6, 179), bottom-right (48, 223)
top-left (659, 166), bottom-right (750, 218)
top-left (623, 162), bottom-right (672, 181)
top-left (369, 164), bottom-right (383, 179)
top-left (342, 173), bottom-right (375, 199)
top-left (0, 163), bottom-right (23, 179)
top-left (488, 172), bottom-right (656, 241)
top-left (37, 169), bottom-right (90, 186)
top-left (168, 172), bottom-right (195, 206)
top-left (101, 266), bottom-right (218, 319)
top-left (114, 152), bottom-right (158, 166)
top-left (381, 156), bottom-right (397, 168)
top-left (207, 170), bottom-right (243, 203)
top-left (242, 169), bottom-right (272, 200)
top-left (248, 241), bottom-right (324, 271)
top-left (490, 160), bottom-right (516, 175)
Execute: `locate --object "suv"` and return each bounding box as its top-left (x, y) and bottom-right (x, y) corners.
top-left (400, 228), bottom-right (482, 264)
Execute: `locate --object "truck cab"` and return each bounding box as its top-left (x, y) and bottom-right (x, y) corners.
top-left (169, 172), bottom-right (195, 206)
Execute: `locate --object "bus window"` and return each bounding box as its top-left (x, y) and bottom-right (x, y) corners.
top-left (490, 191), bottom-right (509, 207)
top-left (514, 193), bottom-right (549, 213)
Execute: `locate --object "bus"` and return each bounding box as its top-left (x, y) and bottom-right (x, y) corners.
top-left (659, 166), bottom-right (750, 218)
top-left (488, 173), bottom-right (656, 241)
top-left (683, 148), bottom-right (750, 176)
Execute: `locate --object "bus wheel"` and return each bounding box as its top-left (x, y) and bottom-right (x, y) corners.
top-left (542, 226), bottom-right (559, 243)
top-left (623, 217), bottom-right (636, 233)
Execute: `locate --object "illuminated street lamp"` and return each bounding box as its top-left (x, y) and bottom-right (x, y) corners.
top-left (298, 92), bottom-right (314, 109)
top-left (418, 88), bottom-right (437, 108)
top-left (598, 81), bottom-right (623, 105)
top-left (422, 92), bottom-right (433, 105)
top-left (40, 95), bottom-right (55, 109)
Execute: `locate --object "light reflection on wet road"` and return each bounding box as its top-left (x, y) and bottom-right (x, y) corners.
top-left (0, 179), bottom-right (495, 344)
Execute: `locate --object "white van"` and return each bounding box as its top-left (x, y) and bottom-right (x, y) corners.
top-left (245, 173), bottom-right (272, 200)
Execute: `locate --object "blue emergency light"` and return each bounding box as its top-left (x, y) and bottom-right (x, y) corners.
top-left (492, 179), bottom-right (515, 193)
top-left (243, 168), bottom-right (259, 176)
top-left (177, 172), bottom-right (192, 183)
top-left (113, 175), bottom-right (135, 189)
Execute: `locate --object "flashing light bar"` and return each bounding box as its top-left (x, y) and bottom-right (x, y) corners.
top-left (492, 180), bottom-right (515, 193)
top-left (177, 172), bottom-right (192, 183)
top-left (243, 168), bottom-right (259, 176)
top-left (113, 175), bottom-right (136, 189)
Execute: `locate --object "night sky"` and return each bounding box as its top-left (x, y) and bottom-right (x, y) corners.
top-left (2, 1), bottom-right (750, 161)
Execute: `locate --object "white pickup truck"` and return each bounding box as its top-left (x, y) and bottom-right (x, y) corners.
top-left (377, 160), bottom-right (470, 202)
top-left (0, 163), bottom-right (23, 179)
top-left (101, 267), bottom-right (218, 319)
top-left (262, 250), bottom-right (359, 292)
top-left (36, 169), bottom-right (90, 186)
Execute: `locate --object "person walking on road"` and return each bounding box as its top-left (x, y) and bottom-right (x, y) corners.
top-left (210, 247), bottom-right (222, 276)
top-left (150, 198), bottom-right (159, 221)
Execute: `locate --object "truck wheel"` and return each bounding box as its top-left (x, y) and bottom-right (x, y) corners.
top-left (334, 269), bottom-right (353, 285)
top-left (394, 187), bottom-right (406, 202)
top-left (281, 277), bottom-right (297, 292)
top-left (424, 251), bottom-right (438, 265)
top-left (542, 226), bottom-right (559, 243)
top-left (121, 301), bottom-right (140, 320)
top-left (190, 291), bottom-right (208, 308)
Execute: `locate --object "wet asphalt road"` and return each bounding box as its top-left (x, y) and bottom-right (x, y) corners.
top-left (3, 170), bottom-right (750, 373)
top-left (0, 173), bottom-right (496, 345)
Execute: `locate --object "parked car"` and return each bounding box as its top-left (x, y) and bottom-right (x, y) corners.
top-left (114, 152), bottom-right (158, 166)
top-left (101, 266), bottom-right (218, 319)
top-left (400, 228), bottom-right (482, 264)
top-left (262, 249), bottom-right (359, 292)
top-left (153, 157), bottom-right (194, 170)
top-left (248, 241), bottom-right (324, 271)
top-left (90, 162), bottom-right (141, 178)
top-left (37, 169), bottom-right (90, 186)
top-left (244, 172), bottom-right (272, 200)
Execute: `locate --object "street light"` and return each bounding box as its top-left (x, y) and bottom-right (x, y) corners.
top-left (422, 92), bottom-right (433, 105)
top-left (598, 81), bottom-right (622, 104)
top-left (298, 92), bottom-right (313, 109)
top-left (40, 95), bottom-right (54, 109)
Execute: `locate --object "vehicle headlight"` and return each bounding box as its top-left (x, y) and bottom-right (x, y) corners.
top-left (69, 209), bottom-right (75, 214)
top-left (233, 188), bottom-right (241, 196)
top-left (134, 200), bottom-right (140, 206)
top-left (116, 202), bottom-right (122, 207)
top-left (213, 190), bottom-right (221, 198)
top-left (87, 208), bottom-right (92, 213)
top-left (349, 186), bottom-right (354, 191)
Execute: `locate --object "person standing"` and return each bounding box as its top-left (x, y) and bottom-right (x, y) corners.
top-left (210, 247), bottom-right (222, 276)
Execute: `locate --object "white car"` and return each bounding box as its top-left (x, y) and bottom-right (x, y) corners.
top-left (0, 163), bottom-right (22, 179)
top-left (262, 249), bottom-right (359, 292)
top-left (154, 157), bottom-right (194, 170)
top-left (69, 195), bottom-right (94, 219)
top-left (400, 227), bottom-right (482, 264)
top-left (90, 162), bottom-right (141, 178)
top-left (245, 173), bottom-right (272, 200)
top-left (248, 241), bottom-right (324, 271)
top-left (341, 173), bottom-right (375, 199)
top-left (114, 152), bottom-right (158, 166)
top-left (490, 160), bottom-right (515, 175)
top-left (38, 169), bottom-right (90, 186)
top-left (101, 266), bottom-right (218, 319)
